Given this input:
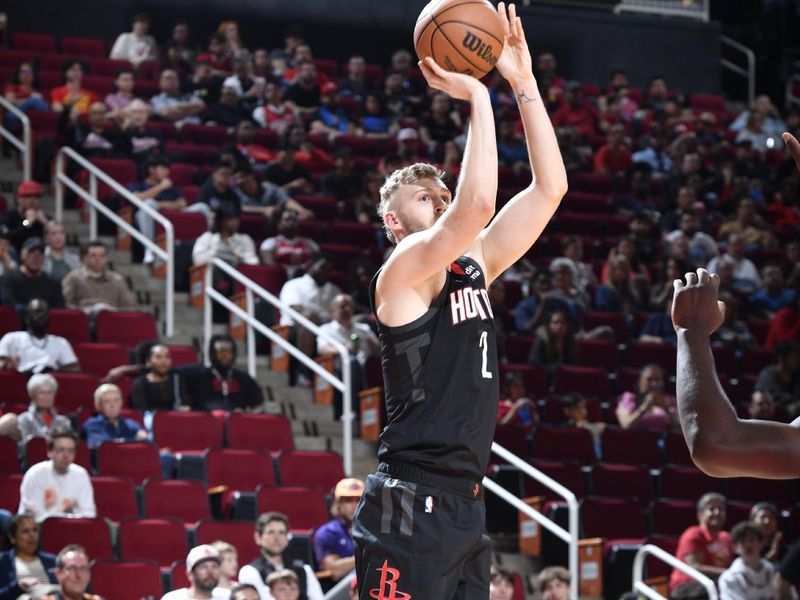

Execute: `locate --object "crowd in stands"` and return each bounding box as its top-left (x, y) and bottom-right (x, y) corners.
top-left (1, 8), bottom-right (800, 599)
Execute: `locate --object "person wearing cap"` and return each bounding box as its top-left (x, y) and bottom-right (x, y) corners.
top-left (394, 127), bottom-right (425, 167)
top-left (0, 180), bottom-right (49, 253)
top-left (161, 544), bottom-right (229, 600)
top-left (238, 511), bottom-right (324, 600)
top-left (321, 148), bottom-right (362, 204)
top-left (266, 569), bottom-right (300, 600)
top-left (312, 478), bottom-right (363, 583)
top-left (309, 82), bottom-right (353, 138)
top-left (0, 237), bottom-right (65, 310)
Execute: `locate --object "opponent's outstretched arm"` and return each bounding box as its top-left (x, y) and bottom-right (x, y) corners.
top-left (479, 2), bottom-right (568, 283)
top-left (672, 268), bottom-right (800, 479)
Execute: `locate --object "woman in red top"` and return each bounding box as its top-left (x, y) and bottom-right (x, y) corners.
top-left (49, 60), bottom-right (99, 115)
top-left (2, 62), bottom-right (49, 124)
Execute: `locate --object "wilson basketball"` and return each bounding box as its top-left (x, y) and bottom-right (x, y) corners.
top-left (414, 0), bottom-right (505, 78)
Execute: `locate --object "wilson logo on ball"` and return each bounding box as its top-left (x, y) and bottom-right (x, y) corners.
top-left (461, 31), bottom-right (498, 66)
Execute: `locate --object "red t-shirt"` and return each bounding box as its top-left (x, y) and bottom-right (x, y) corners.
top-left (50, 86), bottom-right (99, 114)
top-left (551, 102), bottom-right (599, 138)
top-left (669, 525), bottom-right (734, 590)
top-left (766, 307), bottom-right (800, 349)
top-left (593, 145), bottom-right (632, 174)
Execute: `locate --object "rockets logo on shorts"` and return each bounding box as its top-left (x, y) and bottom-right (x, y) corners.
top-left (369, 560), bottom-right (412, 600)
top-left (449, 287), bottom-right (494, 325)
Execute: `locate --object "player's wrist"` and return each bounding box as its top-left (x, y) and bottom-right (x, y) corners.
top-left (510, 76), bottom-right (538, 94)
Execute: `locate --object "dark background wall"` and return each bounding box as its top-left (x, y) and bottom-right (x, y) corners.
top-left (7, 0), bottom-right (721, 93)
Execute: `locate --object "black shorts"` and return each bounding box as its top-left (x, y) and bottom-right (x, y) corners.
top-left (352, 462), bottom-right (491, 600)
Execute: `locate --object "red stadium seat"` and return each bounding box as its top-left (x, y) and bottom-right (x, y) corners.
top-left (0, 439), bottom-right (20, 475)
top-left (711, 345), bottom-right (737, 376)
top-left (40, 517), bottom-right (114, 559)
top-left (256, 485), bottom-right (329, 531)
top-left (577, 339), bottom-right (620, 372)
top-left (85, 58), bottom-right (132, 77)
top-left (540, 396), bottom-right (603, 425)
top-left (12, 33), bottom-right (57, 53)
top-left (90, 559), bottom-right (163, 600)
top-left (570, 173), bottom-right (615, 194)
top-left (0, 371), bottom-right (29, 404)
top-left (119, 517), bottom-right (188, 567)
top-left (97, 441), bottom-right (162, 485)
top-left (590, 463), bottom-right (654, 506)
top-left (153, 411), bottom-right (223, 453)
top-left (95, 311), bottom-right (158, 348)
top-left (689, 93), bottom-right (725, 113)
top-left (658, 465), bottom-right (721, 500)
top-left (167, 163), bottom-right (196, 186)
top-left (498, 364), bottom-right (548, 398)
top-left (61, 37), bottom-right (106, 58)
top-left (644, 535), bottom-right (680, 579)
top-left (167, 345), bottom-right (198, 366)
top-left (505, 336), bottom-right (534, 364)
top-left (533, 426), bottom-right (595, 465)
top-left (554, 212), bottom-right (600, 236)
top-left (650, 499), bottom-right (696, 537)
top-left (625, 341), bottom-right (677, 375)
top-left (0, 49), bottom-right (37, 69)
top-left (145, 120), bottom-right (177, 141)
top-left (601, 427), bottom-right (662, 468)
top-left (328, 221), bottom-right (377, 247)
top-left (663, 432), bottom-right (692, 466)
top-left (205, 448), bottom-right (276, 515)
top-left (0, 474), bottom-right (23, 512)
top-left (26, 438), bottom-right (91, 472)
top-left (226, 413), bottom-right (294, 452)
top-left (746, 320), bottom-right (770, 346)
top-left (88, 158), bottom-right (137, 201)
top-left (47, 309), bottom-right (91, 344)
top-left (493, 424), bottom-right (529, 459)
top-left (74, 343), bottom-right (129, 378)
top-left (52, 372), bottom-right (98, 416)
top-left (312, 58), bottom-right (339, 79)
top-left (554, 366), bottom-right (612, 401)
top-left (195, 519), bottom-right (261, 565)
top-left (581, 496), bottom-right (647, 543)
top-left (91, 476), bottom-right (139, 522)
top-left (235, 264), bottom-right (287, 296)
top-left (523, 459), bottom-right (586, 500)
top-left (182, 124), bottom-right (230, 145)
top-left (143, 478), bottom-right (211, 522)
top-left (0, 306), bottom-right (21, 336)
top-left (293, 195), bottom-right (339, 220)
top-left (582, 312), bottom-right (628, 343)
top-left (741, 346), bottom-right (774, 376)
top-left (157, 211), bottom-right (208, 241)
top-left (319, 243), bottom-right (365, 272)
top-left (277, 450), bottom-right (345, 491)
top-left (170, 561), bottom-right (191, 589)
top-left (28, 110), bottom-right (61, 136)
top-left (727, 477), bottom-right (793, 508)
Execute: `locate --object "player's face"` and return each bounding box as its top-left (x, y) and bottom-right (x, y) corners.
top-left (256, 521), bottom-right (289, 556)
top-left (390, 178), bottom-right (451, 242)
top-left (542, 580), bottom-right (570, 600)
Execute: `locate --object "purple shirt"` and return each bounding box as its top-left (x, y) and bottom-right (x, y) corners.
top-left (617, 391), bottom-right (677, 435)
top-left (312, 518), bottom-right (353, 567)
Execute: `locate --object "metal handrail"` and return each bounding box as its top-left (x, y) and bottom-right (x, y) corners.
top-left (203, 258), bottom-right (354, 475)
top-left (484, 443), bottom-right (580, 600)
top-left (614, 0), bottom-right (709, 22)
top-left (633, 544), bottom-right (718, 600)
top-left (721, 35), bottom-right (756, 107)
top-left (0, 95), bottom-right (32, 181)
top-left (54, 146), bottom-right (175, 336)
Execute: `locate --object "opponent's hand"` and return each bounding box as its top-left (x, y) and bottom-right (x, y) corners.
top-left (672, 268), bottom-right (727, 336)
top-left (783, 132), bottom-right (800, 172)
top-left (496, 3), bottom-right (534, 86)
top-left (418, 57), bottom-right (486, 102)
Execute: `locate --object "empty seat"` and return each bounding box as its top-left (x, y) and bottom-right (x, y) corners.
top-left (498, 364), bottom-right (548, 398)
top-left (119, 517), bottom-right (188, 567)
top-left (12, 33), bottom-right (57, 53)
top-left (505, 336), bottom-right (534, 364)
top-left (711, 346), bottom-right (737, 376)
top-left (554, 366), bottom-right (612, 401)
top-left (88, 158), bottom-right (137, 200)
top-left (52, 372), bottom-right (98, 416)
top-left (328, 221), bottom-right (377, 247)
top-left (577, 339), bottom-right (620, 372)
top-left (0, 306), bottom-right (21, 336)
top-left (524, 459), bottom-right (586, 501)
top-left (167, 345), bottom-right (198, 366)
top-left (47, 309), bottom-right (91, 344)
top-left (95, 311), bottom-right (159, 348)
top-left (74, 343), bottom-right (130, 378)
top-left (206, 448), bottom-right (276, 492)
top-left (236, 264), bottom-right (287, 296)
top-left (226, 413), bottom-right (294, 452)
top-left (663, 432), bottom-right (692, 466)
top-left (256, 485), bottom-right (329, 531)
top-left (625, 342), bottom-right (677, 375)
top-left (581, 496), bottom-right (647, 544)
top-left (97, 442), bottom-right (162, 485)
top-left (195, 519), bottom-right (260, 565)
top-left (601, 427), bottom-right (662, 468)
top-left (143, 478), bottom-right (210, 522)
top-left (582, 311), bottom-right (628, 343)
top-left (650, 499), bottom-right (696, 537)
top-left (0, 474), bottom-right (23, 509)
top-left (278, 450), bottom-right (345, 491)
top-left (170, 560), bottom-right (191, 589)
top-left (182, 124), bottom-right (230, 145)
top-left (591, 463), bottom-right (654, 506)
top-left (61, 36), bottom-right (106, 57)
top-left (532, 426), bottom-right (595, 465)
top-left (91, 476), bottom-right (139, 522)
top-left (158, 211), bottom-right (208, 241)
top-left (741, 346), bottom-right (774, 376)
top-left (658, 465), bottom-right (721, 500)
top-left (727, 477), bottom-right (793, 508)
top-left (0, 371), bottom-right (28, 404)
top-left (90, 559), bottom-right (163, 600)
top-left (40, 517), bottom-right (114, 559)
top-left (153, 411), bottom-right (223, 453)
top-left (293, 195), bottom-right (338, 220)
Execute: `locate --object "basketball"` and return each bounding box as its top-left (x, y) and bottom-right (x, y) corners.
top-left (414, 0), bottom-right (506, 79)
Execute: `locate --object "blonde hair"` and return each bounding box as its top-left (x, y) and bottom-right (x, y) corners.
top-left (211, 540), bottom-right (237, 556)
top-left (266, 568), bottom-right (298, 588)
top-left (378, 163), bottom-right (445, 244)
top-left (93, 383), bottom-right (122, 409)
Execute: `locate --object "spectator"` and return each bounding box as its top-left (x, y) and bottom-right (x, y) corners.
top-left (252, 82), bottom-right (300, 134)
top-left (650, 258), bottom-right (688, 311)
top-left (238, 512), bottom-right (324, 600)
top-left (130, 155), bottom-right (211, 263)
top-left (387, 49), bottom-right (424, 102)
top-left (223, 56), bottom-right (266, 109)
top-left (358, 93), bottom-right (396, 139)
top-left (536, 566), bottom-right (571, 600)
top-left (17, 374), bottom-right (73, 447)
top-left (665, 211), bottom-right (719, 267)
top-left (594, 255), bottom-right (642, 316)
top-left (558, 236), bottom-right (595, 293)
top-left (58, 101), bottom-right (128, 160)
top-left (46, 545), bottom-right (99, 600)
top-left (718, 521), bottom-right (774, 600)
top-left (593, 124), bottom-right (632, 175)
top-left (109, 13), bottom-right (158, 67)
top-left (0, 407), bottom-right (19, 441)
top-left (281, 45), bottom-right (329, 87)
top-left (729, 95), bottom-right (785, 137)
top-left (0, 180), bottom-right (48, 253)
top-left (130, 343), bottom-right (191, 419)
top-left (394, 128), bottom-right (425, 167)
top-left (749, 502), bottom-right (783, 563)
top-left (197, 32), bottom-right (232, 76)
top-left (313, 478), bottom-right (363, 582)
top-left (551, 81), bottom-right (598, 138)
top-left (620, 162), bottom-right (660, 218)
top-left (81, 383), bottom-right (147, 449)
top-left (487, 280), bottom-right (515, 363)
top-left (748, 264), bottom-right (797, 319)
top-left (151, 68), bottom-right (205, 127)
top-left (562, 393), bottom-right (605, 450)
top-left (514, 269), bottom-right (556, 334)
top-left (18, 428), bottom-right (95, 523)
top-left (766, 295), bottom-right (800, 349)
top-left (639, 294), bottom-right (678, 346)
top-left (420, 92), bottom-right (461, 148)
top-left (2, 62), bottom-right (49, 124)
top-left (746, 390), bottom-right (777, 422)
top-left (197, 159), bottom-right (239, 212)
top-left (266, 570), bottom-right (300, 600)
top-left (193, 203), bottom-right (259, 268)
top-left (263, 145), bottom-right (313, 195)
top-left (309, 82), bottom-right (352, 138)
top-left (121, 99), bottom-right (166, 164)
top-left (776, 541), bottom-right (800, 600)
top-left (497, 118), bottom-right (528, 170)
top-left (549, 261), bottom-right (591, 320)
top-left (166, 20), bottom-right (196, 65)
top-left (50, 60), bottom-right (99, 115)
top-left (602, 235), bottom-right (651, 293)
top-left (229, 583), bottom-right (259, 600)
top-left (0, 299), bottom-right (78, 374)
top-left (735, 112), bottom-right (773, 152)
top-left (712, 292), bottom-right (756, 350)
top-left (718, 199), bottom-right (776, 252)
top-left (0, 228), bottom-right (16, 276)
top-left (755, 341), bottom-right (800, 416)
top-left (321, 148), bottom-right (363, 204)
top-left (204, 85), bottom-right (250, 128)
top-left (632, 131), bottom-right (673, 176)
top-left (235, 164), bottom-right (311, 224)
top-left (616, 364), bottom-right (679, 434)
top-left (42, 222), bottom-right (80, 284)
top-left (662, 186), bottom-right (702, 233)
top-left (210, 541), bottom-right (238, 591)
top-left (61, 240), bottom-right (138, 315)
top-left (284, 125), bottom-right (334, 175)
top-left (489, 567), bottom-right (516, 600)
top-left (0, 514), bottom-right (58, 599)
top-left (529, 308), bottom-right (577, 377)
top-left (0, 237), bottom-right (64, 309)
top-left (669, 493), bottom-right (734, 592)
top-left (218, 20), bottom-right (243, 58)
top-left (161, 544), bottom-right (228, 600)
top-left (179, 334), bottom-right (263, 412)
top-left (104, 68), bottom-right (136, 122)
top-left (338, 55), bottom-right (371, 99)
top-left (188, 60), bottom-right (224, 107)
top-left (497, 372), bottom-right (538, 440)
top-left (707, 234), bottom-right (761, 295)
top-left (229, 120), bottom-right (275, 172)
top-left (285, 62), bottom-right (321, 113)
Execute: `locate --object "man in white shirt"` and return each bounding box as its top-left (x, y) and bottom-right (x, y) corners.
top-left (665, 210), bottom-right (719, 266)
top-left (109, 13), bottom-right (158, 67)
top-left (0, 299), bottom-right (79, 375)
top-left (161, 545), bottom-right (230, 600)
top-left (707, 233), bottom-right (761, 295)
top-left (18, 428), bottom-right (95, 523)
top-left (718, 521), bottom-right (774, 600)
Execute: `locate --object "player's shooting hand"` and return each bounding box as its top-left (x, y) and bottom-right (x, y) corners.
top-left (783, 132), bottom-right (800, 172)
top-left (418, 57), bottom-right (485, 102)
top-left (671, 268), bottom-right (726, 336)
top-left (496, 3), bottom-right (534, 87)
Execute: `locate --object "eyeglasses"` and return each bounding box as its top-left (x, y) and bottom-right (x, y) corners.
top-left (61, 565), bottom-right (90, 574)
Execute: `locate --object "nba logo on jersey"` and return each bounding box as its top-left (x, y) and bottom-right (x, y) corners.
top-left (425, 496), bottom-right (434, 513)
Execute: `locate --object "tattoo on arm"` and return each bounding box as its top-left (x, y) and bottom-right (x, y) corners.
top-left (517, 90), bottom-right (537, 104)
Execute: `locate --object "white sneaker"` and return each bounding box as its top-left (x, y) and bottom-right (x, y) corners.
top-left (143, 248), bottom-right (154, 264)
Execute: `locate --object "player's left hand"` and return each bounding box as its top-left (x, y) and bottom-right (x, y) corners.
top-left (495, 3), bottom-right (534, 86)
top-left (672, 268), bottom-right (726, 336)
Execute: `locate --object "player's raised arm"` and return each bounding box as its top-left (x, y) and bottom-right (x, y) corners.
top-left (378, 57), bottom-right (498, 293)
top-left (672, 268), bottom-right (800, 479)
top-left (479, 2), bottom-right (568, 283)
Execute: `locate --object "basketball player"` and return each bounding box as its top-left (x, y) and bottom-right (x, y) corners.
top-left (670, 131), bottom-right (800, 480)
top-left (353, 4), bottom-right (567, 599)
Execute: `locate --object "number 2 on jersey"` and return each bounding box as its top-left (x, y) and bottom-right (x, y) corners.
top-left (479, 330), bottom-right (493, 379)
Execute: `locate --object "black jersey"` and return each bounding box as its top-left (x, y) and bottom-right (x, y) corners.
top-left (370, 256), bottom-right (499, 481)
